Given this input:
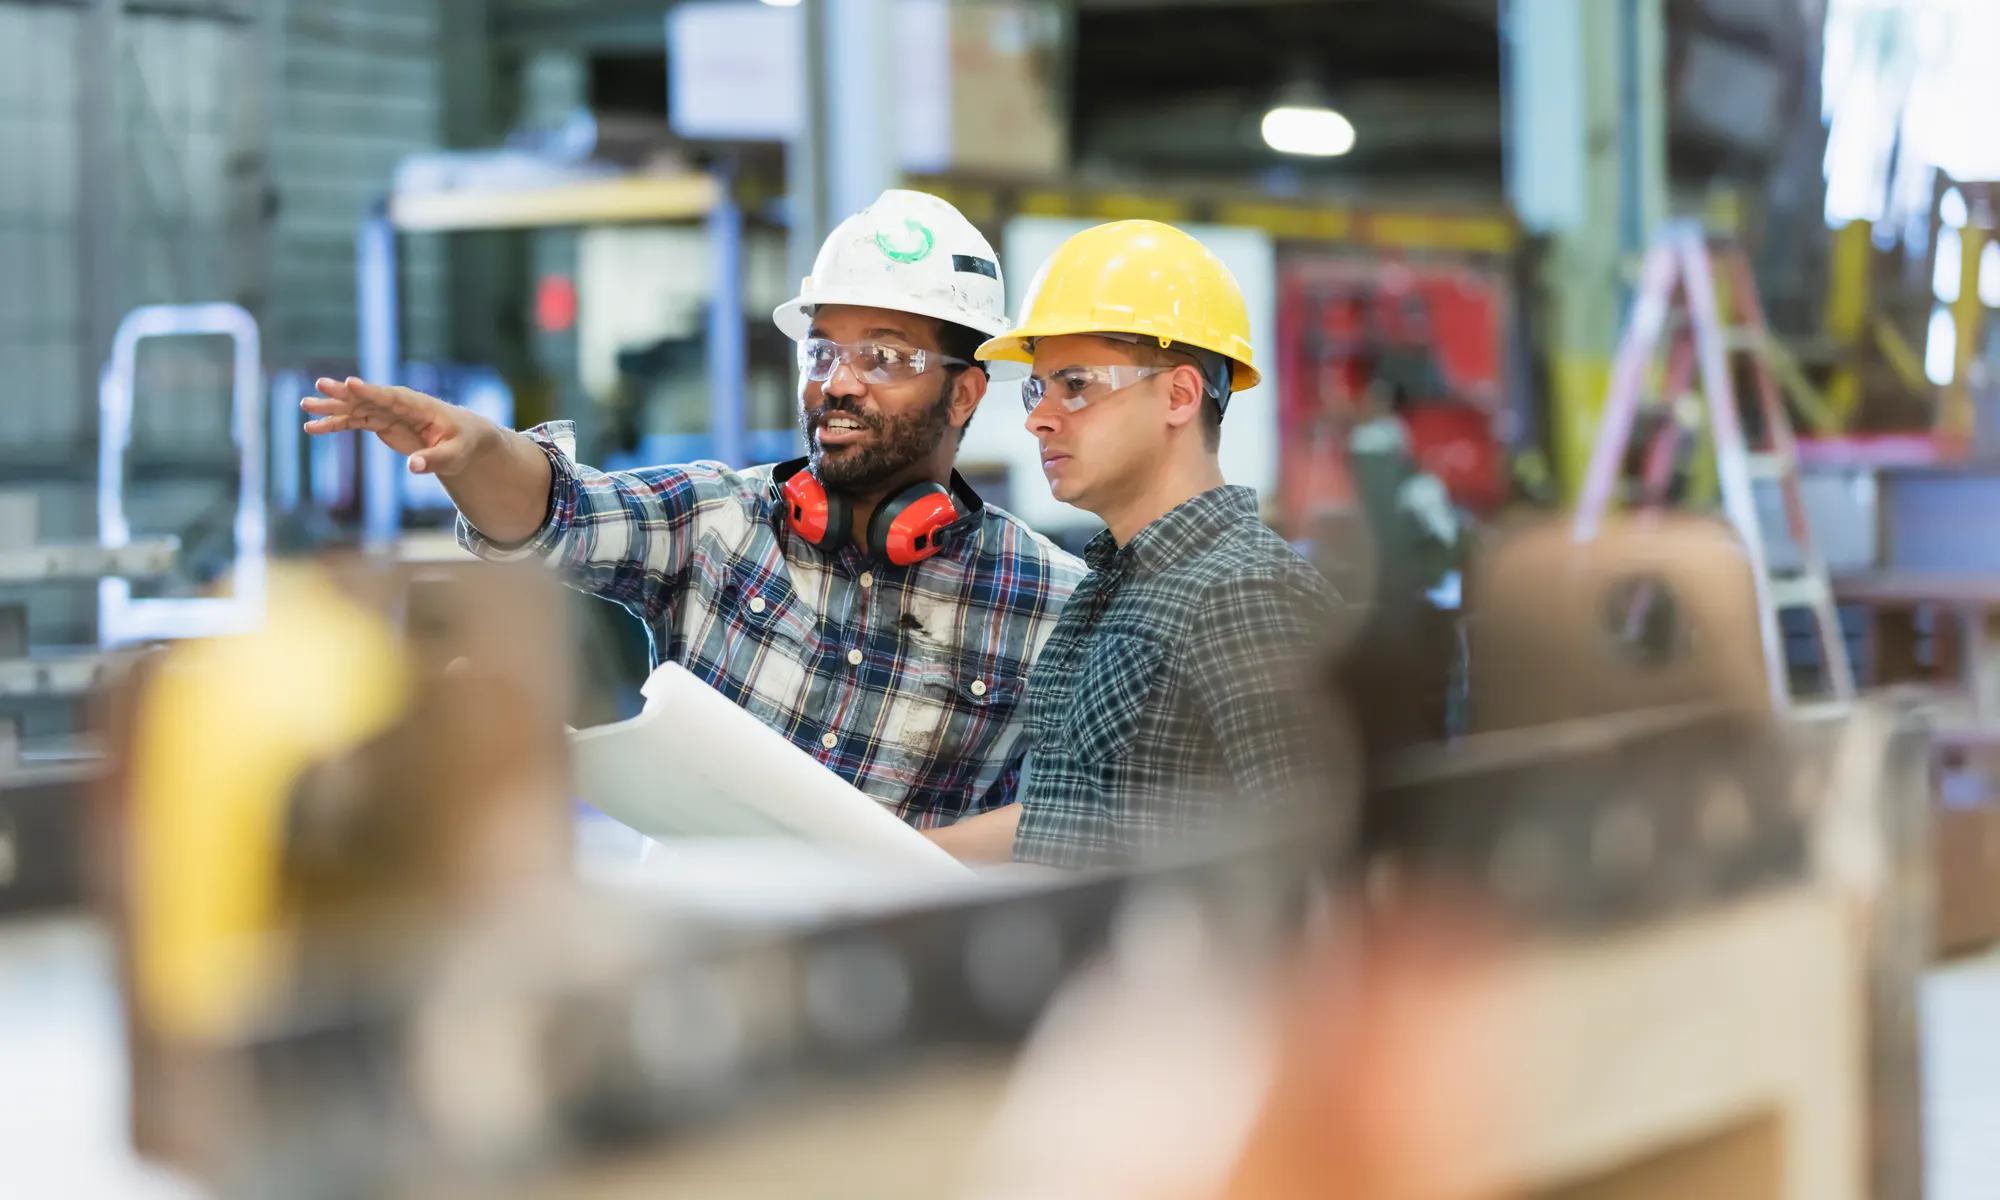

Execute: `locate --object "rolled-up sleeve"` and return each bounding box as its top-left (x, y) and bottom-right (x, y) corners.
top-left (456, 421), bottom-right (756, 624)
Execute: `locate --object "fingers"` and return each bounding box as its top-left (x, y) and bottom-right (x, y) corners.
top-left (303, 376), bottom-right (433, 431)
top-left (304, 378), bottom-right (361, 427)
top-left (310, 376), bottom-right (417, 415)
top-left (408, 434), bottom-right (469, 477)
top-left (304, 377), bottom-right (457, 458)
top-left (341, 376), bottom-right (395, 406)
top-left (345, 376), bottom-right (432, 424)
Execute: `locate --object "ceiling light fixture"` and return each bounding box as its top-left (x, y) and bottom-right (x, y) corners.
top-left (1261, 104), bottom-right (1356, 158)
top-left (1261, 74), bottom-right (1354, 159)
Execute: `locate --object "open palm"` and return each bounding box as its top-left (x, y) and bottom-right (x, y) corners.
top-left (301, 377), bottom-right (479, 475)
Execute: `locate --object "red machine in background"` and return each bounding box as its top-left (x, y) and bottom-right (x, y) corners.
top-left (1277, 256), bottom-right (1513, 537)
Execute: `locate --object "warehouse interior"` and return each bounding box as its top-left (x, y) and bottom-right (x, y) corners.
top-left (5, 0), bottom-right (2000, 1195)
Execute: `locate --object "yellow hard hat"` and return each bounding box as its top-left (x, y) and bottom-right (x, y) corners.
top-left (978, 220), bottom-right (1261, 392)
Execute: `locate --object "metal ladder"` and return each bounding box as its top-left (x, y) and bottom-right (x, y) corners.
top-left (1574, 221), bottom-right (1856, 710)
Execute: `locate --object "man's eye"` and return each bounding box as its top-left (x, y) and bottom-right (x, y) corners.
top-left (866, 346), bottom-right (910, 370)
top-left (1055, 371), bottom-right (1091, 396)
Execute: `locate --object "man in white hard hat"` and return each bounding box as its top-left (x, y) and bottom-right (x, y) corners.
top-left (303, 190), bottom-right (1085, 829)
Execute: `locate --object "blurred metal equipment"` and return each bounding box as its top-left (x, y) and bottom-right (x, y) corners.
top-left (1832, 511), bottom-right (2000, 955)
top-left (1575, 222), bottom-right (1855, 709)
top-left (0, 490), bottom-right (172, 917)
top-left (100, 557), bottom-right (573, 1172)
top-left (1470, 515), bottom-right (1771, 732)
top-left (97, 303), bottom-right (266, 646)
top-left (80, 517), bottom-right (1927, 1199)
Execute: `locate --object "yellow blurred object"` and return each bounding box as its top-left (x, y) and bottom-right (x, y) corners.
top-left (128, 565), bottom-right (411, 1041)
top-left (977, 219), bottom-right (1261, 391)
top-left (1822, 219), bottom-right (1871, 423)
top-left (1550, 351), bottom-right (1613, 501)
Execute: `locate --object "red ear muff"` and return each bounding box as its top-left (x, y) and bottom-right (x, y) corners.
top-left (782, 470), bottom-right (851, 551)
top-left (868, 482), bottom-right (961, 566)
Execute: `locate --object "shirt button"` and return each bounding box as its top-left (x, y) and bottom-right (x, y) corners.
top-left (847, 648), bottom-right (864, 666)
top-left (970, 679), bottom-right (988, 697)
top-left (859, 572), bottom-right (874, 589)
top-left (748, 596), bottom-right (766, 614)
top-left (821, 732), bottom-right (839, 749)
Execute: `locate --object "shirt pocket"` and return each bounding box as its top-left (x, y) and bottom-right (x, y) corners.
top-left (881, 650), bottom-right (1021, 765)
top-left (692, 571), bottom-right (819, 729)
top-left (1061, 633), bottom-right (1165, 764)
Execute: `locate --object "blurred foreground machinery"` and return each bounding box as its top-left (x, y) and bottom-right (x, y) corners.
top-left (95, 516), bottom-right (1929, 1199)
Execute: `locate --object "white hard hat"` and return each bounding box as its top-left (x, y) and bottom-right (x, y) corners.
top-left (774, 189), bottom-right (1009, 344)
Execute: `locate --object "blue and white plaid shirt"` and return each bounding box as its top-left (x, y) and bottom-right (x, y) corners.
top-left (460, 422), bottom-right (1085, 827)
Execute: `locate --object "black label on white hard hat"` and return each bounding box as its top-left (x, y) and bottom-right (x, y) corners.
top-left (952, 255), bottom-right (999, 280)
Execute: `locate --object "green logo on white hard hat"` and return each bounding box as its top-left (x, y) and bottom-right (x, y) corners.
top-left (875, 219), bottom-right (935, 264)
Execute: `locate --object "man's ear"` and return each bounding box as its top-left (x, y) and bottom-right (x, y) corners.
top-left (950, 369), bottom-right (989, 430)
top-left (1161, 364), bottom-right (1206, 431)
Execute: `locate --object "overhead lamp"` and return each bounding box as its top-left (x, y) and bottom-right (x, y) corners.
top-left (1262, 106), bottom-right (1357, 158)
top-left (760, 0), bottom-right (802, 7)
top-left (1261, 78), bottom-right (1354, 159)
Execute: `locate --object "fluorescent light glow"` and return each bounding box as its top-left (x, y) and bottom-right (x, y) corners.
top-left (1926, 303), bottom-right (1957, 385)
top-left (760, 0), bottom-right (802, 6)
top-left (1935, 226), bottom-right (1963, 303)
top-left (1942, 187), bottom-right (1969, 229)
top-left (1981, 242), bottom-right (2000, 307)
top-left (1261, 105), bottom-right (1356, 158)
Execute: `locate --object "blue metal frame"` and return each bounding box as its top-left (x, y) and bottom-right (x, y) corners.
top-left (99, 303), bottom-right (267, 645)
top-left (705, 171), bottom-right (748, 469)
top-left (357, 203), bottom-right (402, 550)
top-left (268, 367), bottom-right (306, 514)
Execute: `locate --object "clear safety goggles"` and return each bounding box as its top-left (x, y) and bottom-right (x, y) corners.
top-left (797, 337), bottom-right (968, 385)
top-left (1019, 364), bottom-right (1172, 414)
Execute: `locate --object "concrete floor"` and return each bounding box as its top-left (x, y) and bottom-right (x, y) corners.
top-left (0, 919), bottom-right (203, 1199)
top-left (1924, 946), bottom-right (2000, 1200)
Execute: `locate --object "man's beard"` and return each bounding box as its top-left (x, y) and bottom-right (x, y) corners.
top-left (802, 376), bottom-right (955, 492)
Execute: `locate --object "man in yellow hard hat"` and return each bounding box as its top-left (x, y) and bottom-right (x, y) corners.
top-left (924, 220), bottom-right (1346, 868)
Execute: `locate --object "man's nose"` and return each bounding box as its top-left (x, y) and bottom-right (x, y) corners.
top-left (1024, 390), bottom-right (1064, 436)
top-left (823, 356), bottom-right (868, 399)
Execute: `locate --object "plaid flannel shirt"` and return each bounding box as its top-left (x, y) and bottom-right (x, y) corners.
top-left (1013, 485), bottom-right (1342, 868)
top-left (461, 422), bottom-right (1084, 827)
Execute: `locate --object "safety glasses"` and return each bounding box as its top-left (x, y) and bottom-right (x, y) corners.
top-left (1019, 364), bottom-right (1172, 414)
top-left (797, 337), bottom-right (967, 385)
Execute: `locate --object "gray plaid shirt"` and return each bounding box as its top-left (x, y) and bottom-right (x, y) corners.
top-left (1012, 486), bottom-right (1341, 868)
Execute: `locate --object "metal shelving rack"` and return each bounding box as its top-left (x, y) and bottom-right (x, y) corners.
top-left (0, 500), bottom-right (177, 914)
top-left (0, 517), bottom-right (176, 757)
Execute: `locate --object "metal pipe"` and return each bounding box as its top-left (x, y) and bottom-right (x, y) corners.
top-left (357, 204), bottom-right (402, 550)
top-left (707, 166), bottom-right (748, 468)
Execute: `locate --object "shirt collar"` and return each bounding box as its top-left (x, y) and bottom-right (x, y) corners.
top-left (1084, 485), bottom-right (1260, 578)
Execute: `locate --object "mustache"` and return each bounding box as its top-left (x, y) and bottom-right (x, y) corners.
top-left (805, 401), bottom-right (882, 430)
